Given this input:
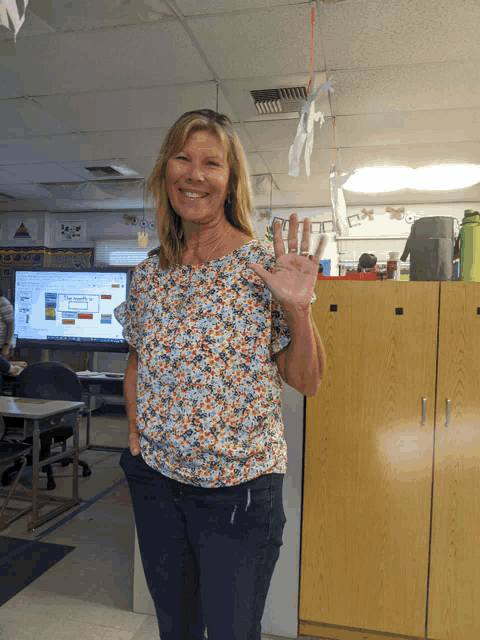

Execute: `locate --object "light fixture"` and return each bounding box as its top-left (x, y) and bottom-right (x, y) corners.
top-left (343, 164), bottom-right (480, 193)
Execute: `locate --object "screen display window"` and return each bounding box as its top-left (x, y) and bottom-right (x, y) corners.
top-left (14, 270), bottom-right (128, 346)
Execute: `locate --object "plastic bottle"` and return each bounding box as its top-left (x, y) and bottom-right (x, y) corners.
top-left (459, 210), bottom-right (480, 282)
top-left (387, 252), bottom-right (400, 280)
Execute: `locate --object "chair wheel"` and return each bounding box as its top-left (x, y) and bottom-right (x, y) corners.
top-left (82, 468), bottom-right (92, 478)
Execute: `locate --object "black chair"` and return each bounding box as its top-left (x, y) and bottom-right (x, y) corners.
top-left (0, 415), bottom-right (34, 530)
top-left (1, 362), bottom-right (92, 491)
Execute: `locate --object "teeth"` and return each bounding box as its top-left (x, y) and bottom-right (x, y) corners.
top-left (181, 189), bottom-right (206, 198)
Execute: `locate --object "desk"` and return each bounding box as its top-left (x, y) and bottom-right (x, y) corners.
top-left (2, 371), bottom-right (125, 456)
top-left (0, 397), bottom-right (84, 532)
top-left (77, 372), bottom-right (124, 455)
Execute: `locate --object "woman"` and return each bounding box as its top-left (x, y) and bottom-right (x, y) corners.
top-left (114, 109), bottom-right (326, 640)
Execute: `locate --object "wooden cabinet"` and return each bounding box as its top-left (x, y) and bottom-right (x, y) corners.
top-left (300, 282), bottom-right (480, 640)
top-left (429, 283), bottom-right (480, 638)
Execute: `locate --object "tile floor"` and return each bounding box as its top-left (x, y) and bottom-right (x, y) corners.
top-left (0, 403), bottom-right (322, 640)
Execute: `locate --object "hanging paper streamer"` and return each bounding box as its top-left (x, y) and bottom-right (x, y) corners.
top-left (288, 79), bottom-right (334, 178)
top-left (329, 167), bottom-right (355, 255)
top-left (0, 0), bottom-right (30, 43)
top-left (288, 0), bottom-right (335, 177)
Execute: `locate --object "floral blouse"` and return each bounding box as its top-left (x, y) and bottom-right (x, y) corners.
top-left (114, 239), bottom-right (316, 488)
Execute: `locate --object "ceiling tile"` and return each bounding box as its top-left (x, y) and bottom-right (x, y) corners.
top-left (271, 172), bottom-right (332, 206)
top-left (0, 22), bottom-right (212, 97)
top-left (0, 98), bottom-right (75, 139)
top-left (331, 60), bottom-right (480, 116)
top-left (3, 162), bottom-right (84, 183)
top-left (319, 0), bottom-right (480, 70)
top-left (337, 109), bottom-right (480, 148)
top-left (0, 169), bottom-right (29, 185)
top-left (55, 160), bottom-right (143, 181)
top-left (245, 153), bottom-right (270, 175)
top-left (0, 7), bottom-right (55, 41)
top-left (125, 157), bottom-right (157, 178)
top-left (0, 183), bottom-right (53, 198)
top-left (30, 0), bottom-right (175, 31)
top-left (259, 143), bottom-right (335, 177)
top-left (187, 5), bottom-right (325, 80)
top-left (175, 0), bottom-right (306, 15)
top-left (0, 134), bottom-right (90, 165)
top-left (243, 117), bottom-right (334, 154)
top-left (35, 85), bottom-right (237, 133)
top-left (84, 129), bottom-right (170, 161)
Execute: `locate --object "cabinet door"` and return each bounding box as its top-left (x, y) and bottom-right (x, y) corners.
top-left (428, 283), bottom-right (480, 640)
top-left (300, 282), bottom-right (438, 637)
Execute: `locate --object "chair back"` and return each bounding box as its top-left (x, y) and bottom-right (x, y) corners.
top-left (13, 362), bottom-right (83, 402)
top-left (10, 362), bottom-right (84, 440)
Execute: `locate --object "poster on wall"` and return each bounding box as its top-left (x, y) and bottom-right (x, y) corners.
top-left (56, 220), bottom-right (87, 242)
top-left (4, 219), bottom-right (39, 242)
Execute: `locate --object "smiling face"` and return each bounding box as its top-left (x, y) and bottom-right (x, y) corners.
top-left (166, 129), bottom-right (230, 228)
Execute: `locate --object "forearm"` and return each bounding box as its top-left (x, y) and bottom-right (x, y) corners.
top-left (124, 354), bottom-right (138, 435)
top-left (5, 322), bottom-right (13, 344)
top-left (281, 304), bottom-right (325, 397)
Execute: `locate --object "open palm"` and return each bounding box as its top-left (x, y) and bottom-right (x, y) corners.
top-left (247, 213), bottom-right (327, 308)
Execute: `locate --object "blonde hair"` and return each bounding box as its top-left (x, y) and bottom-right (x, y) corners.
top-left (147, 109), bottom-right (257, 270)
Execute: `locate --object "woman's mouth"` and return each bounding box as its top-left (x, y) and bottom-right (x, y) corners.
top-left (179, 189), bottom-right (208, 199)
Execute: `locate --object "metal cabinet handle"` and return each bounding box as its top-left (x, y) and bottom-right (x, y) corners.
top-left (421, 397), bottom-right (451, 427)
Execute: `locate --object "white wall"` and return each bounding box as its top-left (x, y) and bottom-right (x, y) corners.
top-left (3, 201), bottom-right (478, 261)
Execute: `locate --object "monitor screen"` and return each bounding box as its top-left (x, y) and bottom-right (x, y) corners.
top-left (12, 267), bottom-right (132, 353)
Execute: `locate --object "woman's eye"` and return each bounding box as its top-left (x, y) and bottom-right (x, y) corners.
top-left (176, 156), bottom-right (219, 167)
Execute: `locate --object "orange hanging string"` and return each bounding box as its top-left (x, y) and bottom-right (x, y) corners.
top-left (307, 7), bottom-right (315, 96)
top-left (331, 118), bottom-right (337, 166)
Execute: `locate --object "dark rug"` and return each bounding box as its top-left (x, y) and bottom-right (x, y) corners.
top-left (0, 535), bottom-right (76, 606)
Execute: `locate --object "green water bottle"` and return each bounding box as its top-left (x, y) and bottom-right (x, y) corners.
top-left (459, 210), bottom-right (480, 282)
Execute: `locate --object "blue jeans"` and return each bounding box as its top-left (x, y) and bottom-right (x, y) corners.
top-left (119, 447), bottom-right (287, 640)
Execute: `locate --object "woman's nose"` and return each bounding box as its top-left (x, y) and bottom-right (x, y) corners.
top-left (184, 163), bottom-right (205, 181)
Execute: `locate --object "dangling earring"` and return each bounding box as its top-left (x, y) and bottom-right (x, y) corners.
top-left (225, 193), bottom-right (232, 207)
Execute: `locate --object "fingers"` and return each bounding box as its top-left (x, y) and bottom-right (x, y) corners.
top-left (288, 213), bottom-right (298, 253)
top-left (273, 218), bottom-right (286, 259)
top-left (314, 234), bottom-right (327, 260)
top-left (300, 216), bottom-right (310, 256)
top-left (274, 213), bottom-right (321, 259)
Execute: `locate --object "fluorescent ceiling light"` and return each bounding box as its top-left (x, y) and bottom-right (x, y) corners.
top-left (343, 164), bottom-right (480, 193)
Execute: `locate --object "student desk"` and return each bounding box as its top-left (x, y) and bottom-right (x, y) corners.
top-left (0, 397), bottom-right (84, 532)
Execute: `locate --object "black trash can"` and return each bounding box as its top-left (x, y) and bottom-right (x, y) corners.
top-left (400, 216), bottom-right (456, 281)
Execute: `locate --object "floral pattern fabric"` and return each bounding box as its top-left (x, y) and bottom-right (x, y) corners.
top-left (114, 240), bottom-right (316, 488)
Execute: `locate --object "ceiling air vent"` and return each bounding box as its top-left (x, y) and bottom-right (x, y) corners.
top-left (84, 166), bottom-right (123, 178)
top-left (250, 86), bottom-right (308, 115)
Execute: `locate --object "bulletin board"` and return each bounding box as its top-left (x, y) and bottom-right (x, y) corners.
top-left (0, 246), bottom-right (94, 301)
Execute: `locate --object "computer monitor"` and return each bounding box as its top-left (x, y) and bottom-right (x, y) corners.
top-left (12, 266), bottom-right (132, 353)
